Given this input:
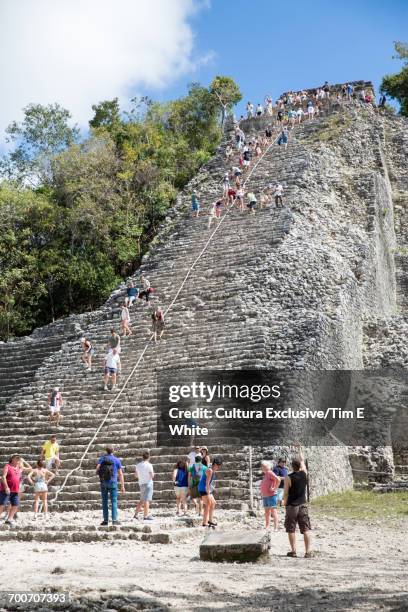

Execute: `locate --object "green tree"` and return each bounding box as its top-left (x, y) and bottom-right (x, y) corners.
top-left (210, 76), bottom-right (242, 124)
top-left (0, 77), bottom-right (243, 339)
top-left (89, 98), bottom-right (122, 131)
top-left (0, 185), bottom-right (51, 338)
top-left (381, 41), bottom-right (408, 116)
top-left (1, 103), bottom-right (79, 185)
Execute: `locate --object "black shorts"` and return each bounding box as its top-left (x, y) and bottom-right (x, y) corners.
top-left (199, 491), bottom-right (208, 497)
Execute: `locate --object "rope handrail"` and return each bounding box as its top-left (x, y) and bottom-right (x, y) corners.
top-left (51, 124), bottom-right (283, 504)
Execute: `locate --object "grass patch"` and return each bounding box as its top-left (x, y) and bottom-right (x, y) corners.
top-left (311, 490), bottom-right (408, 520)
top-left (301, 113), bottom-right (352, 144)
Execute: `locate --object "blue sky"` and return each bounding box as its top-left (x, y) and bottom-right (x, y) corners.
top-left (0, 0), bottom-right (406, 149)
top-left (156, 0), bottom-right (408, 114)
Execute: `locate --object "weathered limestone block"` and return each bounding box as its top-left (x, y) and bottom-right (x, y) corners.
top-left (200, 530), bottom-right (270, 562)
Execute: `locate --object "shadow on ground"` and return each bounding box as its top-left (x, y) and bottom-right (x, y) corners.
top-left (4, 587), bottom-right (408, 611)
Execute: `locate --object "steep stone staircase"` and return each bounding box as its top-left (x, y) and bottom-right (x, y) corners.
top-left (1, 90), bottom-right (390, 511)
top-left (0, 332), bottom-right (68, 410)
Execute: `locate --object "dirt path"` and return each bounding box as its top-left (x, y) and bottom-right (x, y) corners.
top-left (0, 511), bottom-right (407, 611)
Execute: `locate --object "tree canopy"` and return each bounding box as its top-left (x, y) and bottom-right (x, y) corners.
top-left (381, 41), bottom-right (408, 116)
top-left (0, 77), bottom-right (241, 340)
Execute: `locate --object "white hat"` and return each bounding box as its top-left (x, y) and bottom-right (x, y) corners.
top-left (54, 387), bottom-right (60, 392)
top-left (80, 337), bottom-right (86, 343)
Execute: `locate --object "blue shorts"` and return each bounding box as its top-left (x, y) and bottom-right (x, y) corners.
top-left (0, 491), bottom-right (19, 507)
top-left (263, 494), bottom-right (278, 508)
top-left (277, 488), bottom-right (284, 502)
top-left (192, 203), bottom-right (199, 211)
top-left (105, 367), bottom-right (117, 375)
top-left (140, 482), bottom-right (153, 502)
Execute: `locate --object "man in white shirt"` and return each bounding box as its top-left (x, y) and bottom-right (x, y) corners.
top-left (134, 451), bottom-right (154, 520)
top-left (186, 446), bottom-right (201, 467)
top-left (104, 349), bottom-right (120, 391)
top-left (274, 183), bottom-right (284, 207)
top-left (138, 274), bottom-right (152, 304)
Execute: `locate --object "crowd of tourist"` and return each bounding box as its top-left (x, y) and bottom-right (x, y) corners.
top-left (0, 441), bottom-right (311, 556)
top-left (191, 81), bottom-right (377, 225)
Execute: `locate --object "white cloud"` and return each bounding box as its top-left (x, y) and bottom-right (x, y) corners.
top-left (0, 0), bottom-right (211, 140)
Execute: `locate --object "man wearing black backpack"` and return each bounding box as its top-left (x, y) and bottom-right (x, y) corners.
top-left (96, 446), bottom-right (125, 526)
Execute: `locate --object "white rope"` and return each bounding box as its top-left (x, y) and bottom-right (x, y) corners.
top-left (51, 123), bottom-right (283, 504)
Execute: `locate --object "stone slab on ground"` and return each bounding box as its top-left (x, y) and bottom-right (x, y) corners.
top-left (200, 530), bottom-right (270, 562)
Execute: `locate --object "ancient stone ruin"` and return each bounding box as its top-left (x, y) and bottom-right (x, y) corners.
top-left (0, 81), bottom-right (407, 513)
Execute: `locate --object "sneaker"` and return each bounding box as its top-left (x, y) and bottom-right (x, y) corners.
top-left (111, 385), bottom-right (116, 391)
top-left (4, 520), bottom-right (13, 526)
top-left (112, 520), bottom-right (120, 525)
top-left (104, 385), bottom-right (109, 391)
top-left (100, 521), bottom-right (108, 526)
top-left (87, 367), bottom-right (92, 372)
top-left (133, 513), bottom-right (139, 520)
top-left (143, 516), bottom-right (154, 521)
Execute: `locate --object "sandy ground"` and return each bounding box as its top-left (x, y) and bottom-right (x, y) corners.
top-left (0, 509), bottom-right (407, 611)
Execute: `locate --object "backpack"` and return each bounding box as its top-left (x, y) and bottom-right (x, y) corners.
top-left (99, 456), bottom-right (114, 482)
top-left (190, 464), bottom-right (203, 486)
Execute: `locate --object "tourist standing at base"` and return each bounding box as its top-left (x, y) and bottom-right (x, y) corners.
top-left (27, 460), bottom-right (55, 519)
top-left (134, 451), bottom-right (154, 521)
top-left (96, 446), bottom-right (125, 526)
top-left (13, 457), bottom-right (32, 516)
top-left (260, 460), bottom-right (281, 530)
top-left (188, 455), bottom-right (206, 516)
top-left (48, 387), bottom-right (63, 427)
top-left (199, 457), bottom-right (222, 528)
top-left (273, 458), bottom-right (288, 507)
top-left (173, 459), bottom-right (189, 516)
top-left (284, 444), bottom-right (312, 558)
top-left (41, 435), bottom-right (61, 471)
top-left (0, 455), bottom-right (22, 526)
